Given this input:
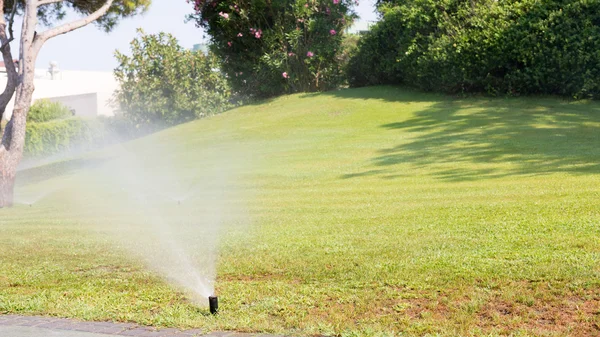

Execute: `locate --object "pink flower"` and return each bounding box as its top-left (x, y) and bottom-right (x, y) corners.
top-left (304, 3), bottom-right (309, 7)
top-left (237, 33), bottom-right (243, 37)
top-left (307, 51), bottom-right (314, 57)
top-left (282, 72), bottom-right (289, 78)
top-left (333, 0), bottom-right (340, 4)
top-left (330, 29), bottom-right (337, 35)
top-left (219, 12), bottom-right (229, 19)
top-left (288, 52), bottom-right (295, 57)
top-left (227, 41), bottom-right (232, 47)
top-left (254, 29), bottom-right (262, 38)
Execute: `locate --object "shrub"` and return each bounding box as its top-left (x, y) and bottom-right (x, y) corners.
top-left (28, 99), bottom-right (73, 123)
top-left (189, 0), bottom-right (357, 98)
top-left (348, 0), bottom-right (600, 98)
top-left (339, 34), bottom-right (360, 80)
top-left (114, 30), bottom-right (232, 127)
top-left (25, 118), bottom-right (107, 157)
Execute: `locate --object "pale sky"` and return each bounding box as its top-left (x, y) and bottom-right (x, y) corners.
top-left (16, 0), bottom-right (377, 71)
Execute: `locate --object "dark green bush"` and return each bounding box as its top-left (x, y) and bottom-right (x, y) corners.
top-left (28, 99), bottom-right (73, 123)
top-left (25, 118), bottom-right (107, 157)
top-left (349, 0), bottom-right (600, 98)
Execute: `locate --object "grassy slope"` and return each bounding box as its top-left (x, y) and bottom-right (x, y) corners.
top-left (1, 86), bottom-right (600, 336)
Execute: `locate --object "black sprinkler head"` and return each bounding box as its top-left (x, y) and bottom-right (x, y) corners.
top-left (209, 295), bottom-right (218, 315)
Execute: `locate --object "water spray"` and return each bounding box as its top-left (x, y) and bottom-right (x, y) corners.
top-left (209, 295), bottom-right (218, 314)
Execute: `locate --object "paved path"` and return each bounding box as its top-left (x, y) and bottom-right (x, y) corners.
top-left (0, 315), bottom-right (273, 337)
top-left (0, 326), bottom-right (122, 337)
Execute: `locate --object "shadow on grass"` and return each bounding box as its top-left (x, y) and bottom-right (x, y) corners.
top-left (300, 85), bottom-right (445, 103)
top-left (16, 157), bottom-right (109, 186)
top-left (334, 87), bottom-right (600, 181)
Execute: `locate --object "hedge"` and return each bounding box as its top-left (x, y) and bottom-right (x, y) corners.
top-left (28, 99), bottom-right (73, 123)
top-left (25, 118), bottom-right (108, 157)
top-left (348, 0), bottom-right (600, 98)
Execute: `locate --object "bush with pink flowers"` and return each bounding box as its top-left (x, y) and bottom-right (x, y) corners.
top-left (189, 0), bottom-right (357, 98)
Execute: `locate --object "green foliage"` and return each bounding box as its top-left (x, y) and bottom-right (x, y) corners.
top-left (114, 30), bottom-right (232, 127)
top-left (4, 0), bottom-right (151, 32)
top-left (339, 34), bottom-right (360, 76)
top-left (349, 0), bottom-right (600, 98)
top-left (27, 99), bottom-right (72, 123)
top-left (189, 0), bottom-right (357, 98)
top-left (25, 118), bottom-right (107, 157)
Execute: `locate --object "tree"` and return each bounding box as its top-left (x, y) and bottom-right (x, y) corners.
top-left (114, 30), bottom-right (232, 128)
top-left (0, 0), bottom-right (150, 207)
top-left (189, 0), bottom-right (356, 98)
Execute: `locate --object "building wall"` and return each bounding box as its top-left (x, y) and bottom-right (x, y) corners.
top-left (0, 69), bottom-right (118, 120)
top-left (47, 93), bottom-right (98, 117)
top-left (96, 91), bottom-right (116, 117)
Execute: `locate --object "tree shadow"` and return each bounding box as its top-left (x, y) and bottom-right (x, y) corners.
top-left (16, 157), bottom-right (110, 186)
top-left (339, 95), bottom-right (600, 181)
top-left (301, 85), bottom-right (447, 103)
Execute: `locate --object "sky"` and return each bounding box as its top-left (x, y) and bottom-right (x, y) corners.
top-left (19, 0), bottom-right (378, 72)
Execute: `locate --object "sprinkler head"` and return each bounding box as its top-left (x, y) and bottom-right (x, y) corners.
top-left (208, 295), bottom-right (218, 315)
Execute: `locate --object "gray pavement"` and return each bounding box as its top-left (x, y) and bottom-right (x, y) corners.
top-left (0, 325), bottom-right (118, 337)
top-left (0, 315), bottom-right (273, 337)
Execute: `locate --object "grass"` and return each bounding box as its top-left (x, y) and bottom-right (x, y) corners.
top-left (1, 86), bottom-right (600, 336)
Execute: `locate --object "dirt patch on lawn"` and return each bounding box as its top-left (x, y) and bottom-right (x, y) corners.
top-left (476, 285), bottom-right (600, 336)
top-left (214, 278), bottom-right (600, 336)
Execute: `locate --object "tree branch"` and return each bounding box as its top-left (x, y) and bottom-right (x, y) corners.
top-left (8, 0), bottom-right (17, 39)
top-left (0, 0), bottom-right (18, 125)
top-left (1, 0), bottom-right (18, 51)
top-left (38, 0), bottom-right (64, 5)
top-left (36, 0), bottom-right (114, 43)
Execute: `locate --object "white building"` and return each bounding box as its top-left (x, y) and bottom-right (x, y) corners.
top-left (1, 62), bottom-right (119, 120)
top-left (347, 21), bottom-right (376, 35)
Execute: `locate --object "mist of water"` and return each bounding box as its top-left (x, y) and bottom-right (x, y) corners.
top-left (15, 129), bottom-right (251, 306)
top-left (14, 184), bottom-right (58, 206)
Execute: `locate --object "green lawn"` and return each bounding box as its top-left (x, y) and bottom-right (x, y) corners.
top-left (1, 86), bottom-right (600, 337)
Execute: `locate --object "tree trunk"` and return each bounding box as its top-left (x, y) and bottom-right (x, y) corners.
top-left (0, 99), bottom-right (30, 208)
top-left (0, 0), bottom-right (39, 208)
top-left (0, 166), bottom-right (15, 207)
top-left (0, 49), bottom-right (36, 208)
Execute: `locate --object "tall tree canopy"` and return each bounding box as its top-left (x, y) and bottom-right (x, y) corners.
top-left (2, 0), bottom-right (149, 30)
